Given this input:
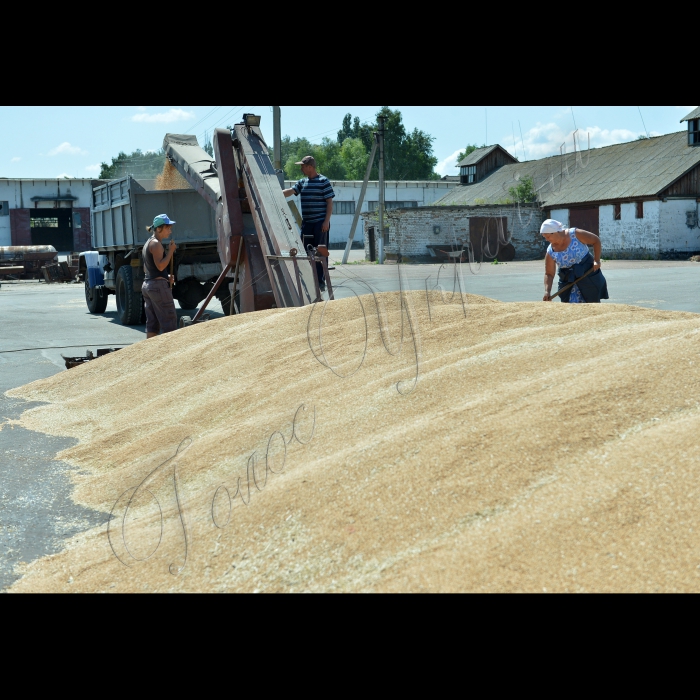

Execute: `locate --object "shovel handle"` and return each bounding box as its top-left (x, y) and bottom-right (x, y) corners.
top-left (549, 265), bottom-right (596, 301)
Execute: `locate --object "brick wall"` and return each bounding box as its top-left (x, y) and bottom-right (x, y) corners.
top-left (599, 202), bottom-right (661, 259)
top-left (363, 205), bottom-right (545, 261)
top-left (73, 207), bottom-right (92, 251)
top-left (9, 208), bottom-right (31, 246)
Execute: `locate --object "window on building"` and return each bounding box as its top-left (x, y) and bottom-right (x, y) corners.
top-left (30, 216), bottom-right (59, 228)
top-left (460, 165), bottom-right (477, 184)
top-left (332, 201), bottom-right (356, 216)
top-left (368, 201), bottom-right (418, 212)
top-left (73, 212), bottom-right (82, 228)
top-left (613, 203), bottom-right (621, 221)
top-left (689, 119), bottom-right (700, 146)
top-left (0, 201), bottom-right (8, 216)
top-left (635, 202), bottom-right (644, 219)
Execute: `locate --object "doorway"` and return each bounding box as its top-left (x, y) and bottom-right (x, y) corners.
top-left (469, 217), bottom-right (508, 260)
top-left (30, 209), bottom-right (74, 250)
top-left (569, 207), bottom-right (599, 236)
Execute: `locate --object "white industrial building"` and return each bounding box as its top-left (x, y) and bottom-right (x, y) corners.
top-left (284, 179), bottom-right (459, 246)
top-left (0, 178), bottom-right (101, 251)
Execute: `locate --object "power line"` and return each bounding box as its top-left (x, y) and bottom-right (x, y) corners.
top-left (197, 106), bottom-right (245, 142)
top-left (637, 106), bottom-right (650, 138)
top-left (570, 106), bottom-right (578, 132)
top-left (185, 106), bottom-right (223, 133)
top-left (0, 343), bottom-right (135, 354)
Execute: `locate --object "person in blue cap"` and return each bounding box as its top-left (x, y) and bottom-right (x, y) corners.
top-left (142, 214), bottom-right (178, 338)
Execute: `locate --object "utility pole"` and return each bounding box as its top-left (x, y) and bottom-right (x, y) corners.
top-left (378, 115), bottom-right (386, 265)
top-left (273, 106), bottom-right (284, 188)
top-left (342, 133), bottom-right (378, 265)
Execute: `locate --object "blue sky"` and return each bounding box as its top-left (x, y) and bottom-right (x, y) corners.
top-left (0, 106), bottom-right (695, 179)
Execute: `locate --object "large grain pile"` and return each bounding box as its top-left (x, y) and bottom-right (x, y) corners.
top-left (155, 160), bottom-right (191, 190)
top-left (7, 291), bottom-right (700, 592)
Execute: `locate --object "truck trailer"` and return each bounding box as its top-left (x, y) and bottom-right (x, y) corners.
top-left (81, 176), bottom-right (229, 324)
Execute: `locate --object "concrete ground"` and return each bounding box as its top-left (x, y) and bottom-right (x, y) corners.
top-left (1, 260), bottom-right (698, 590)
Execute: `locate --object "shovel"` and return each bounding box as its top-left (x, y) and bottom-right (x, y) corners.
top-left (549, 264), bottom-right (598, 301)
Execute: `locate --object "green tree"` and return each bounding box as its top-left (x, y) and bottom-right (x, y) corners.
top-left (99, 149), bottom-right (166, 180)
top-left (508, 175), bottom-right (538, 203)
top-left (203, 131), bottom-right (214, 157)
top-left (340, 137), bottom-right (370, 180)
top-left (278, 108), bottom-right (441, 182)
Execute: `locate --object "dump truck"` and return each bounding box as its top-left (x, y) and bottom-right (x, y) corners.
top-left (81, 176), bottom-right (230, 324)
top-left (82, 114), bottom-right (328, 326)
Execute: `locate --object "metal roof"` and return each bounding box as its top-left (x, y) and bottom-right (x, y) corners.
top-left (457, 145), bottom-right (508, 167)
top-left (681, 107), bottom-right (700, 122)
top-left (435, 131), bottom-right (700, 208)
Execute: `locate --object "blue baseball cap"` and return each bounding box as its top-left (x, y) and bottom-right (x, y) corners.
top-left (153, 214), bottom-right (176, 228)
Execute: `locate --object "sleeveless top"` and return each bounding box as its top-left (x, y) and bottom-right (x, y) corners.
top-left (547, 228), bottom-right (590, 304)
top-left (142, 236), bottom-right (168, 281)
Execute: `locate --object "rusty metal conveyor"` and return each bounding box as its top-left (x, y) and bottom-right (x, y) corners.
top-left (163, 117), bottom-right (328, 319)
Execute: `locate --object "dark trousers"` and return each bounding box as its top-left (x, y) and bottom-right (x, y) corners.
top-left (142, 278), bottom-right (178, 334)
top-left (301, 220), bottom-right (329, 283)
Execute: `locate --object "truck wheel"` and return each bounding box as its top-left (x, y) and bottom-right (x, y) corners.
top-left (116, 266), bottom-right (143, 325)
top-left (85, 280), bottom-right (108, 314)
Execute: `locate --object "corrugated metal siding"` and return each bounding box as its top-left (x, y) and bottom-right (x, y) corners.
top-left (661, 163), bottom-right (700, 197)
top-left (437, 132), bottom-right (700, 208)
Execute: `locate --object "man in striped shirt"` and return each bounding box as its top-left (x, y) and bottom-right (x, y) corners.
top-left (282, 155), bottom-right (335, 291)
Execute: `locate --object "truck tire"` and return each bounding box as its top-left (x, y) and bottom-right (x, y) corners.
top-left (85, 280), bottom-right (108, 314)
top-left (116, 266), bottom-right (143, 325)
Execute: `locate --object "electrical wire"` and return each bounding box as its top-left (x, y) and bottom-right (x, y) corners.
top-left (637, 106), bottom-right (650, 138)
top-left (185, 106), bottom-right (223, 133)
top-left (197, 106), bottom-right (245, 142)
top-left (0, 343), bottom-right (135, 354)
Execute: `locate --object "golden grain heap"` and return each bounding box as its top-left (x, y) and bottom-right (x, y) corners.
top-left (155, 160), bottom-right (191, 191)
top-left (6, 290), bottom-right (700, 592)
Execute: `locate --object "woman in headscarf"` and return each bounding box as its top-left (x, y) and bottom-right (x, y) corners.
top-left (541, 219), bottom-right (608, 303)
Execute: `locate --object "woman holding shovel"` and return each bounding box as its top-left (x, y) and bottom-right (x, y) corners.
top-left (541, 219), bottom-right (608, 303)
top-left (142, 214), bottom-right (178, 337)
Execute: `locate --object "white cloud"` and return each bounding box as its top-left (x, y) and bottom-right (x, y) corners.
top-left (515, 122), bottom-right (642, 160)
top-left (11, 157), bottom-right (20, 162)
top-left (48, 142), bottom-right (88, 156)
top-left (131, 108), bottom-right (195, 124)
top-left (85, 163), bottom-right (101, 173)
top-left (56, 173), bottom-right (76, 179)
top-left (136, 106), bottom-right (147, 111)
top-left (436, 148), bottom-right (465, 176)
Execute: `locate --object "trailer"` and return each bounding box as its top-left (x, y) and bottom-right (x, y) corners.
top-left (81, 176), bottom-right (227, 324)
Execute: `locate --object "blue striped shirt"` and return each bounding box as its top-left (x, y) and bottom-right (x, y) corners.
top-left (293, 175), bottom-right (335, 223)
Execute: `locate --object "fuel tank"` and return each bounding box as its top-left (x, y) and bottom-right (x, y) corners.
top-left (0, 245), bottom-right (58, 263)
